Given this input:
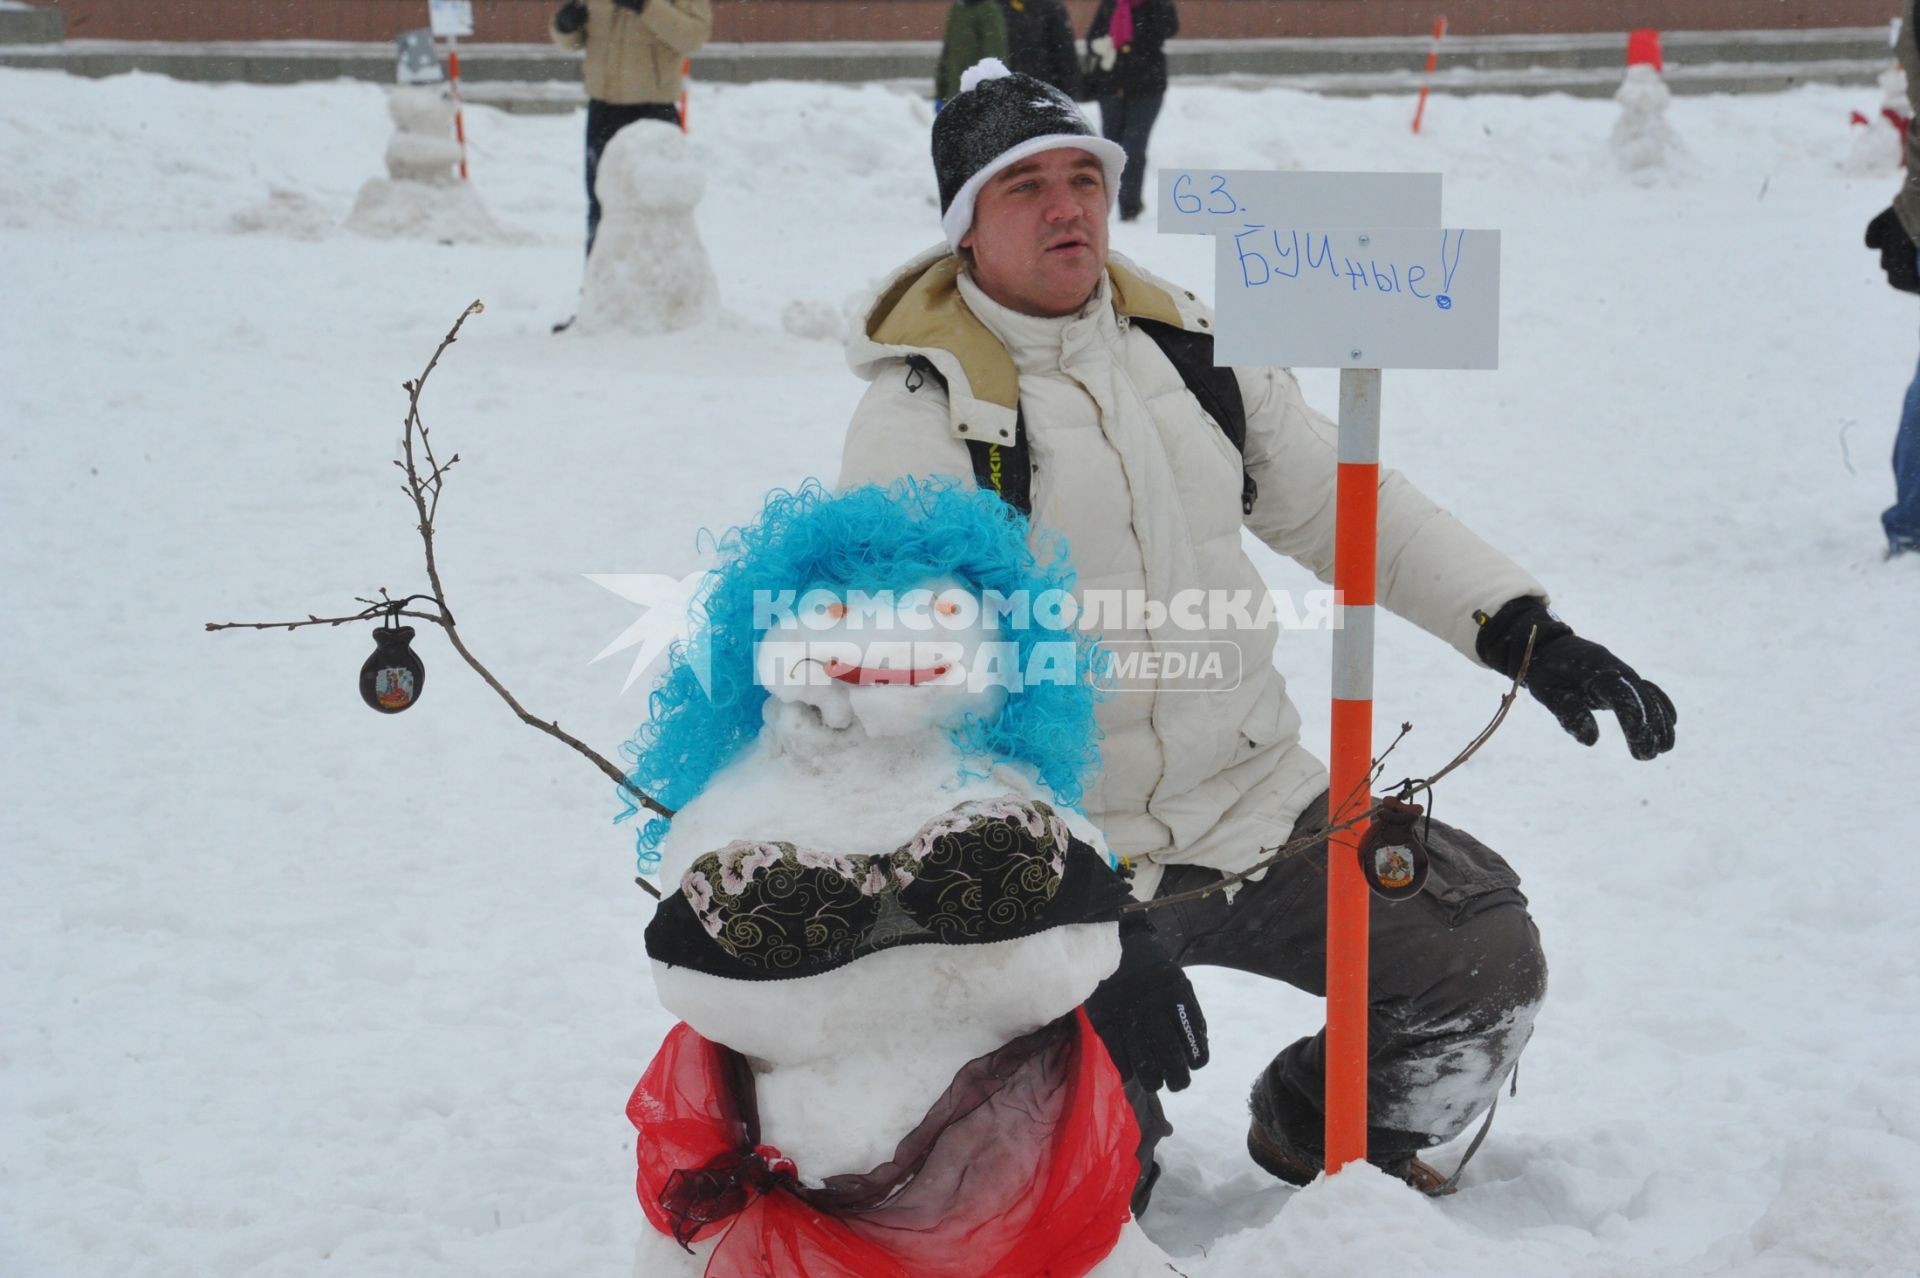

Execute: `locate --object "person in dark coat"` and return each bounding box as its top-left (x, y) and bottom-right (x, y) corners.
top-left (996, 0), bottom-right (1080, 97)
top-left (1084, 0), bottom-right (1177, 222)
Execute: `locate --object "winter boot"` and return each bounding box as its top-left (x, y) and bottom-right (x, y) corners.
top-left (1246, 1113), bottom-right (1453, 1196)
top-left (1247, 1076), bottom-right (1456, 1197)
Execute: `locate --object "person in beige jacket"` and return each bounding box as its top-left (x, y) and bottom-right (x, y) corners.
top-left (839, 62), bottom-right (1676, 1207)
top-left (550, 0), bottom-right (712, 256)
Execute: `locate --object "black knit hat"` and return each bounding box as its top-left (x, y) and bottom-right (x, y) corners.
top-left (932, 58), bottom-right (1127, 250)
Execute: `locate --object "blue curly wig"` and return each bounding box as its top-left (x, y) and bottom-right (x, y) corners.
top-left (618, 478), bottom-right (1102, 872)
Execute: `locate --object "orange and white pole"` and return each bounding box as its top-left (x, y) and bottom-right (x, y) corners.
top-left (448, 41), bottom-right (470, 179)
top-left (678, 57), bottom-right (691, 132)
top-left (1411, 16), bottom-right (1448, 134)
top-left (1325, 366), bottom-right (1381, 1173)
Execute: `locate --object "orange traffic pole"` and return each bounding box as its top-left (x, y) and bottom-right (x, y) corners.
top-left (448, 44), bottom-right (470, 179)
top-left (1411, 16), bottom-right (1447, 134)
top-left (678, 57), bottom-right (691, 132)
top-left (1325, 367), bottom-right (1382, 1173)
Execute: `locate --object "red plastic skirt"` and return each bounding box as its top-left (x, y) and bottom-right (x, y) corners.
top-left (628, 1008), bottom-right (1139, 1278)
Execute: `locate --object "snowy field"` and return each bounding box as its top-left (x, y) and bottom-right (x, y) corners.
top-left (4, 65), bottom-right (1920, 1277)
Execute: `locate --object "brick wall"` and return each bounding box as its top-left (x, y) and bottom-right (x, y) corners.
top-left (43, 0), bottom-right (1902, 44)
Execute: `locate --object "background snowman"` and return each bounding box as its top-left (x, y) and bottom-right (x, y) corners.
top-left (618, 480), bottom-right (1207, 1278)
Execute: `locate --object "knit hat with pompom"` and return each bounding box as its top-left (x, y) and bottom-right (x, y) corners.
top-left (932, 58), bottom-right (1127, 251)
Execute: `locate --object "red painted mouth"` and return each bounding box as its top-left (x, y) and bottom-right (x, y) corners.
top-left (823, 659), bottom-right (952, 686)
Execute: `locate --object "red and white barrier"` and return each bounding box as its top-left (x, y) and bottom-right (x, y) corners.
top-left (1411, 17), bottom-right (1447, 135)
top-left (447, 45), bottom-right (469, 179)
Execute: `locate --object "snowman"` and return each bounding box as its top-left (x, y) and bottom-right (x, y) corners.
top-left (1610, 60), bottom-right (1679, 179)
top-left (1846, 63), bottom-right (1913, 177)
top-left (617, 480), bottom-right (1205, 1278)
top-left (573, 123), bottom-right (719, 335)
top-left (346, 86), bottom-right (515, 242)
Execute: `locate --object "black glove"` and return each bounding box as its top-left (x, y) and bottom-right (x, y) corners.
top-left (553, 0), bottom-right (588, 34)
top-left (1865, 206), bottom-right (1920, 295)
top-left (1476, 596), bottom-right (1677, 761)
top-left (1085, 917), bottom-right (1209, 1093)
top-left (612, 0), bottom-right (648, 12)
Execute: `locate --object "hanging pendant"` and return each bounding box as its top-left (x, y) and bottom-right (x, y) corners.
top-left (1356, 794), bottom-right (1429, 901)
top-left (361, 623), bottom-right (425, 713)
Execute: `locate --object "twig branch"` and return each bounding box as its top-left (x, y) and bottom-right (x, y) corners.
top-left (1124, 636), bottom-right (1537, 916)
top-left (207, 300), bottom-right (670, 898)
top-left (206, 609), bottom-right (444, 632)
top-left (206, 589), bottom-right (445, 633)
top-left (1384, 626), bottom-right (1538, 798)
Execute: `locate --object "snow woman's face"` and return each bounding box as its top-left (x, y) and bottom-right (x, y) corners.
top-left (753, 576), bottom-right (1010, 738)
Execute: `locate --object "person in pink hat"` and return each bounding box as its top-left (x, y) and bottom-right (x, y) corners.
top-left (1083, 0), bottom-right (1178, 221)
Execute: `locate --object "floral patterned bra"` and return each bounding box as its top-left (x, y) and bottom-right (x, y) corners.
top-left (644, 798), bottom-right (1135, 981)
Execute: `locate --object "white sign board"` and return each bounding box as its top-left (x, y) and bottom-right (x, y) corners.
top-left (1158, 170), bottom-right (1442, 234)
top-left (1159, 170), bottom-right (1501, 371)
top-left (428, 0), bottom-right (474, 38)
top-left (1210, 227), bottom-right (1500, 369)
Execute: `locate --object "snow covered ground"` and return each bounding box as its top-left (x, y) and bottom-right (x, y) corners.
top-left (3, 65), bottom-right (1919, 1277)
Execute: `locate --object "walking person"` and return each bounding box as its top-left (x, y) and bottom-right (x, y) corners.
top-left (1084, 0), bottom-right (1177, 222)
top-left (840, 63), bottom-right (1676, 1208)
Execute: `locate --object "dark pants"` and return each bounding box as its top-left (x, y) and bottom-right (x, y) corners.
top-left (584, 99), bottom-right (680, 256)
top-left (1131, 794), bottom-right (1548, 1183)
top-left (1098, 92), bottom-right (1164, 221)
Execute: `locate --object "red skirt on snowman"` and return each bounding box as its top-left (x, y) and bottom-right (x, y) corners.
top-left (629, 1007), bottom-right (1139, 1278)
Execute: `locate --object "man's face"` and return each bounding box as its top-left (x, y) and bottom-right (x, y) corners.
top-left (961, 148), bottom-right (1111, 319)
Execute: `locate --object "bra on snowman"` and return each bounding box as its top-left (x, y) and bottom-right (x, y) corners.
top-left (644, 798), bottom-right (1133, 980)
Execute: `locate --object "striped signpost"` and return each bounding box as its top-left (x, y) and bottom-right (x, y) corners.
top-left (1412, 16), bottom-right (1448, 134)
top-left (1159, 169), bottom-right (1499, 1173)
top-left (428, 0), bottom-right (474, 179)
top-left (1325, 365), bottom-right (1380, 1166)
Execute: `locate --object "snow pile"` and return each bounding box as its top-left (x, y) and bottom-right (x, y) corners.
top-left (572, 122), bottom-right (718, 335)
top-left (779, 297), bottom-right (852, 343)
top-left (229, 186), bottom-right (334, 240)
top-left (1612, 64), bottom-right (1681, 178)
top-left (348, 87), bottom-right (520, 243)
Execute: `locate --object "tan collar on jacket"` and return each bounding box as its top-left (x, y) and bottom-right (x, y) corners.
top-left (855, 246), bottom-right (1209, 445)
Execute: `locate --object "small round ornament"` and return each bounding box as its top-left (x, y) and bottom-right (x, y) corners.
top-left (1356, 795), bottom-right (1430, 901)
top-left (361, 622), bottom-right (425, 714)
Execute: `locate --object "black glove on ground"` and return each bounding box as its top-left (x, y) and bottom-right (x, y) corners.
top-left (612, 0), bottom-right (649, 12)
top-left (1085, 916), bottom-right (1209, 1093)
top-left (1476, 596), bottom-right (1677, 761)
top-left (1865, 206), bottom-right (1920, 295)
top-left (553, 0), bottom-right (588, 34)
